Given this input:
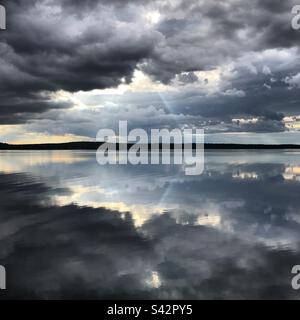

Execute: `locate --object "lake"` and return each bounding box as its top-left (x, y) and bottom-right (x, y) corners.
top-left (0, 150), bottom-right (300, 299)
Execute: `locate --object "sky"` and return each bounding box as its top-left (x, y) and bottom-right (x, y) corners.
top-left (1, 0), bottom-right (300, 144)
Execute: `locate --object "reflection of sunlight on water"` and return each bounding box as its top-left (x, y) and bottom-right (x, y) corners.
top-left (0, 151), bottom-right (91, 173)
top-left (232, 172), bottom-right (258, 180)
top-left (283, 165), bottom-right (300, 181)
top-left (193, 206), bottom-right (234, 233)
top-left (54, 185), bottom-right (168, 227)
top-left (196, 213), bottom-right (222, 228)
top-left (231, 164), bottom-right (300, 182)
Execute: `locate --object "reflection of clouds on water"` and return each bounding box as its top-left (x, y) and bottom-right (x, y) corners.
top-left (0, 173), bottom-right (298, 299)
top-left (283, 166), bottom-right (300, 181)
top-left (1, 151), bottom-right (300, 298)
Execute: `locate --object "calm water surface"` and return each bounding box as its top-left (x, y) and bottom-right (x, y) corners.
top-left (1, 150), bottom-right (300, 299)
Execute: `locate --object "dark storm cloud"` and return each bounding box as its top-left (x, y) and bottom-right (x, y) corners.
top-left (159, 54), bottom-right (300, 133)
top-left (0, 0), bottom-right (300, 129)
top-left (141, 0), bottom-right (299, 82)
top-left (0, 0), bottom-right (159, 123)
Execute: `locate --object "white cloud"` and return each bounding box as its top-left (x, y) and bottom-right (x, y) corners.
top-left (221, 88), bottom-right (246, 97)
top-left (284, 73), bottom-right (300, 89)
top-left (262, 65), bottom-right (272, 75)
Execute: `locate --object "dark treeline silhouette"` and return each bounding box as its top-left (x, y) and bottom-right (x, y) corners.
top-left (1, 142), bottom-right (300, 150)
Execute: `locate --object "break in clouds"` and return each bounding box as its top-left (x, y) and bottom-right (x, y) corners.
top-left (1, 0), bottom-right (300, 141)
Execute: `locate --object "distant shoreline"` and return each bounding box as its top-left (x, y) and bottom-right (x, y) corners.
top-left (1, 142), bottom-right (300, 150)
